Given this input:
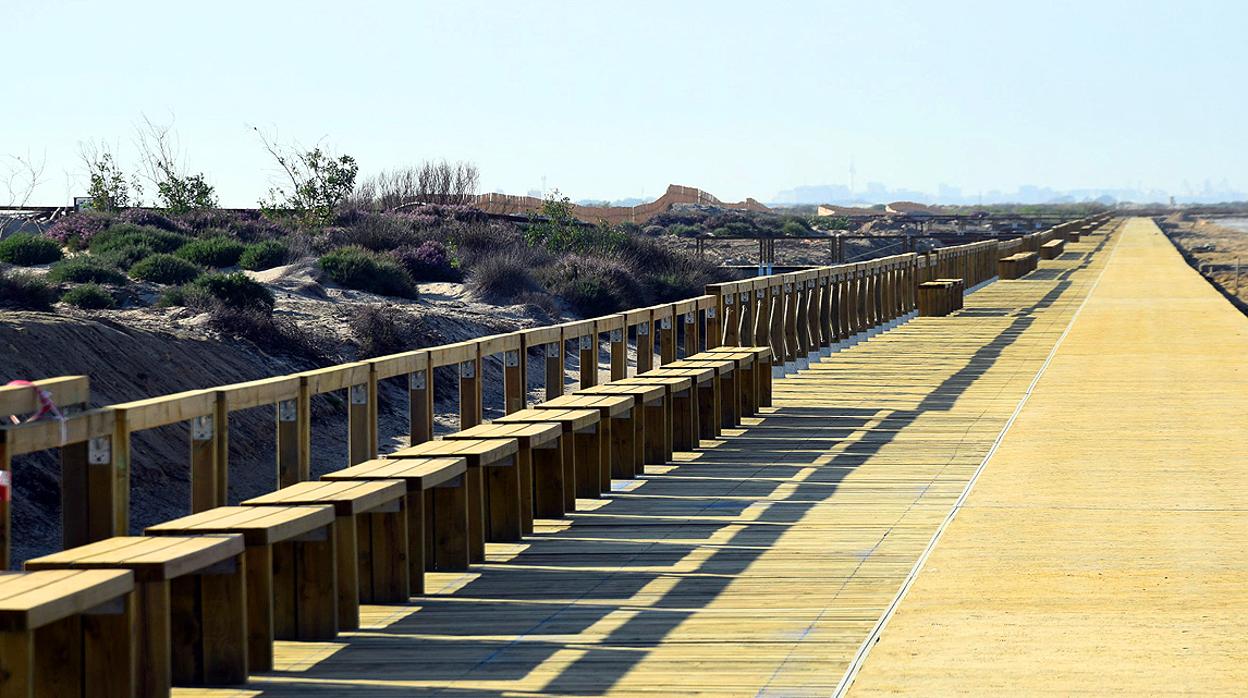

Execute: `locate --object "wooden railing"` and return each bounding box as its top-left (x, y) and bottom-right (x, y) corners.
top-left (0, 215), bottom-right (1113, 570)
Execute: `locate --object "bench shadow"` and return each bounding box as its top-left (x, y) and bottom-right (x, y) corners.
top-left (236, 243), bottom-right (1105, 696)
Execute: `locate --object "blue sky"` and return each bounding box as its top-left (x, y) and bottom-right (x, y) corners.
top-left (5, 0), bottom-right (1245, 205)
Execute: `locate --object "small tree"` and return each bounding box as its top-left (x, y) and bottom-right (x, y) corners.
top-left (255, 128), bottom-right (358, 227)
top-left (3, 151), bottom-right (46, 208)
top-left (136, 116), bottom-right (217, 213)
top-left (80, 143), bottom-right (141, 212)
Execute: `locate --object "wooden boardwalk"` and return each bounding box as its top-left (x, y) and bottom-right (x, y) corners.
top-left (174, 230), bottom-right (1119, 695)
top-left (847, 217), bottom-right (1248, 695)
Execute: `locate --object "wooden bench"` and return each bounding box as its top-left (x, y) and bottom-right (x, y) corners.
top-left (573, 383), bottom-right (667, 475)
top-left (494, 408), bottom-right (598, 513)
top-left (998, 251), bottom-right (1038, 280)
top-left (26, 535), bottom-right (247, 693)
top-left (242, 480), bottom-right (408, 631)
top-left (145, 505), bottom-right (337, 673)
top-left (322, 456), bottom-right (468, 579)
top-left (917, 280), bottom-right (959, 317)
top-left (1063, 229), bottom-right (1081, 243)
top-left (703, 345), bottom-right (774, 407)
top-left (1041, 238), bottom-right (1065, 259)
top-left (614, 376), bottom-right (691, 462)
top-left (935, 278), bottom-right (966, 311)
top-left (538, 395), bottom-right (635, 495)
top-left (686, 349), bottom-right (759, 420)
top-left (444, 422), bottom-right (563, 537)
top-left (663, 358), bottom-right (737, 434)
top-left (0, 569), bottom-right (135, 698)
top-left (390, 439), bottom-right (517, 564)
top-left (638, 366), bottom-right (718, 450)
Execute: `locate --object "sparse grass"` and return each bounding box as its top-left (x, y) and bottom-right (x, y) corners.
top-left (0, 269), bottom-right (58, 310)
top-left (467, 247), bottom-right (544, 303)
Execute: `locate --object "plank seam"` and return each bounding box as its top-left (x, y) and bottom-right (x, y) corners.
top-left (831, 234), bottom-right (1123, 697)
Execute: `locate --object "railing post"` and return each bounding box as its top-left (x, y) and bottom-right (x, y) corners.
top-left (545, 341), bottom-right (564, 400)
top-left (111, 409), bottom-right (131, 535)
top-left (739, 291), bottom-right (753, 348)
top-left (578, 333), bottom-right (597, 388)
top-left (504, 346), bottom-right (525, 414)
top-left (190, 412), bottom-right (216, 513)
top-left (636, 322), bottom-right (653, 373)
top-left (214, 391), bottom-right (229, 505)
top-left (707, 295), bottom-right (725, 349)
top-left (348, 380), bottom-right (371, 466)
top-left (407, 367), bottom-right (432, 446)
top-left (658, 314), bottom-right (675, 365)
top-left (460, 351), bottom-right (483, 429)
top-left (683, 311), bottom-right (698, 358)
top-left (609, 327), bottom-right (626, 380)
top-left (769, 284), bottom-right (785, 372)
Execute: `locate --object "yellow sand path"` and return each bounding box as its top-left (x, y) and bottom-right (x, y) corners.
top-left (849, 218), bottom-right (1248, 695)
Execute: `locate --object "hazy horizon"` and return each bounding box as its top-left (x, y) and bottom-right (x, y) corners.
top-left (5, 0), bottom-right (1245, 208)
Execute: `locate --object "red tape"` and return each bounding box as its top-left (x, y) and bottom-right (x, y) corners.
top-left (0, 471), bottom-right (10, 503)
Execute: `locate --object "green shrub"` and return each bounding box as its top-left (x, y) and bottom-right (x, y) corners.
top-left (238, 240), bottom-right (289, 270)
top-left (157, 285), bottom-right (189, 307)
top-left (129, 254), bottom-right (202, 284)
top-left (542, 255), bottom-right (643, 316)
top-left (175, 236), bottom-right (245, 268)
top-left (191, 272), bottom-right (274, 311)
top-left (0, 233), bottom-right (63, 265)
top-left (89, 224), bottom-right (190, 268)
top-left (318, 247), bottom-right (417, 298)
top-left (61, 283), bottom-right (115, 309)
top-left (46, 257), bottom-right (127, 285)
top-left (0, 270), bottom-right (58, 310)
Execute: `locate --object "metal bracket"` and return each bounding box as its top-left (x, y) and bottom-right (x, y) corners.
top-left (684, 312), bottom-right (694, 325)
top-left (409, 370), bottom-right (426, 390)
top-left (756, 289), bottom-right (765, 299)
top-left (660, 317), bottom-right (672, 330)
top-left (638, 322), bottom-right (649, 336)
top-left (706, 307), bottom-right (717, 319)
top-left (278, 399), bottom-right (297, 422)
top-left (546, 343), bottom-right (561, 357)
top-left (609, 329), bottom-right (623, 343)
top-left (191, 415), bottom-right (213, 441)
top-left (459, 361), bottom-right (476, 379)
top-left (504, 350), bottom-right (520, 367)
top-left (88, 436), bottom-right (110, 465)
top-left (741, 292), bottom-right (751, 303)
top-left (350, 384), bottom-right (368, 405)
top-left (723, 294), bottom-right (733, 305)
top-left (784, 283), bottom-right (793, 293)
top-left (579, 335), bottom-right (593, 350)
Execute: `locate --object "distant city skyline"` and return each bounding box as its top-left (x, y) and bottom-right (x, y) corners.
top-left (770, 180), bottom-right (1248, 207)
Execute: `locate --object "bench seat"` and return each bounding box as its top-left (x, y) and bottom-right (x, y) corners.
top-left (243, 480), bottom-right (408, 629)
top-left (26, 535), bottom-right (247, 692)
top-left (390, 439), bottom-right (518, 564)
top-left (323, 457), bottom-right (469, 576)
top-left (445, 423), bottom-right (562, 538)
top-left (146, 505), bottom-right (337, 672)
top-left (0, 569), bottom-right (135, 698)
top-left (573, 383), bottom-right (667, 474)
top-left (495, 408), bottom-right (599, 514)
top-left (539, 394), bottom-right (635, 494)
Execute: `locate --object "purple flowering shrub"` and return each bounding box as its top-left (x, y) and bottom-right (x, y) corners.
top-left (43, 213), bottom-right (114, 247)
top-left (119, 208), bottom-right (184, 233)
top-left (390, 240), bottom-right (460, 282)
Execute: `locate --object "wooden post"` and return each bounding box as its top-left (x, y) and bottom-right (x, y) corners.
top-left (276, 397), bottom-right (300, 488)
top-left (459, 356), bottom-right (482, 430)
top-left (409, 369), bottom-right (432, 446)
top-left (578, 334), bottom-right (596, 389)
top-left (111, 410), bottom-right (131, 536)
top-left (738, 291), bottom-right (752, 348)
top-left (658, 315), bottom-right (675, 365)
top-left (190, 412), bottom-right (216, 513)
top-left (545, 341), bottom-right (563, 400)
top-left (682, 311), bottom-right (698, 359)
top-left (707, 296), bottom-right (725, 349)
top-left (636, 322), bottom-right (653, 373)
top-left (769, 285), bottom-right (786, 368)
top-left (504, 348), bottom-right (524, 414)
top-left (783, 281), bottom-right (800, 365)
top-left (213, 392), bottom-right (229, 506)
top-left (609, 328), bottom-right (626, 380)
top-left (818, 276), bottom-right (833, 350)
top-left (348, 382), bottom-right (370, 467)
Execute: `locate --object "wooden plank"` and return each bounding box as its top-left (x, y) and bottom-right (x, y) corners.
top-left (0, 376), bottom-right (89, 418)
